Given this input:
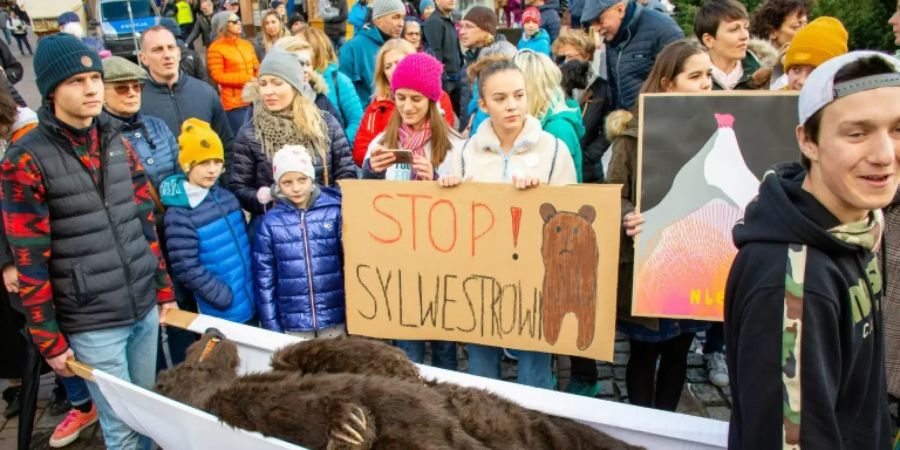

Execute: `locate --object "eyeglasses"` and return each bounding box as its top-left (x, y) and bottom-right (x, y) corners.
top-left (228, 19), bottom-right (241, 24)
top-left (110, 82), bottom-right (144, 95)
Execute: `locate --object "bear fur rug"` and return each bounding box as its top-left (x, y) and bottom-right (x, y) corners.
top-left (156, 334), bottom-right (644, 450)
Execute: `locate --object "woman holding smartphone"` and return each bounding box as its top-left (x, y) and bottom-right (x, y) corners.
top-left (360, 53), bottom-right (463, 369)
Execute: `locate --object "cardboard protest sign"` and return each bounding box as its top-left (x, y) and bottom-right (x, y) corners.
top-left (632, 92), bottom-right (799, 321)
top-left (340, 180), bottom-right (622, 360)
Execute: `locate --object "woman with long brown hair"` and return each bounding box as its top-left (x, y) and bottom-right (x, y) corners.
top-left (606, 39), bottom-right (714, 411)
top-left (361, 52), bottom-right (462, 370)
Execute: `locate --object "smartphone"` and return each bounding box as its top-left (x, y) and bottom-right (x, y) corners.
top-left (391, 150), bottom-right (414, 164)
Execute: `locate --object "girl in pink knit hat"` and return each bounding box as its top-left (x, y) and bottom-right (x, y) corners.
top-left (360, 52), bottom-right (464, 371)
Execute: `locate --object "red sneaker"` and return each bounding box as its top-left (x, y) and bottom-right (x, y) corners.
top-left (49, 405), bottom-right (98, 448)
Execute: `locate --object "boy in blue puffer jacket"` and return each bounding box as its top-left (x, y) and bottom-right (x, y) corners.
top-left (160, 118), bottom-right (255, 324)
top-left (517, 7), bottom-right (551, 57)
top-left (252, 145), bottom-right (346, 338)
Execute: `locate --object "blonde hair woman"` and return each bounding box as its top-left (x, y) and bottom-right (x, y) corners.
top-left (293, 26), bottom-right (364, 146)
top-left (513, 49), bottom-right (584, 182)
top-left (229, 48), bottom-right (358, 216)
top-left (254, 10), bottom-right (289, 60)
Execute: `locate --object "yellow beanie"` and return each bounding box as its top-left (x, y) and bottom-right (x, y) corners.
top-left (784, 17), bottom-right (848, 72)
top-left (177, 118), bottom-right (224, 173)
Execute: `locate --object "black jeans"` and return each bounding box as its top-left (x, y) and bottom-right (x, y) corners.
top-left (626, 333), bottom-right (696, 411)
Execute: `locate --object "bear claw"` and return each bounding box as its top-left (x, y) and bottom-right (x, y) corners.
top-left (327, 404), bottom-right (375, 450)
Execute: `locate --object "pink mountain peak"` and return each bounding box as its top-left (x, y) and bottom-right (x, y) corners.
top-left (715, 113), bottom-right (735, 128)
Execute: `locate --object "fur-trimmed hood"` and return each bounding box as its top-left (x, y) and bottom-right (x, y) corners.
top-left (604, 109), bottom-right (637, 142)
top-left (747, 38), bottom-right (780, 69)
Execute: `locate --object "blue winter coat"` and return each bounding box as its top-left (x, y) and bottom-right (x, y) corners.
top-left (323, 63), bottom-right (363, 146)
top-left (602, 4), bottom-right (683, 110)
top-left (252, 188), bottom-right (345, 332)
top-left (338, 25), bottom-right (385, 106)
top-left (161, 175), bottom-right (255, 324)
top-left (517, 29), bottom-right (551, 57)
top-left (119, 113), bottom-right (181, 189)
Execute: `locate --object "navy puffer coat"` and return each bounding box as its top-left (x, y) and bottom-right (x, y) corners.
top-left (252, 187), bottom-right (345, 332)
top-left (228, 112), bottom-right (358, 215)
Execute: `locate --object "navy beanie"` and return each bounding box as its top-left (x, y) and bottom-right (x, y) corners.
top-left (34, 33), bottom-right (103, 99)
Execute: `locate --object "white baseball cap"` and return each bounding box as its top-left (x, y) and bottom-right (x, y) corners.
top-left (798, 50), bottom-right (900, 125)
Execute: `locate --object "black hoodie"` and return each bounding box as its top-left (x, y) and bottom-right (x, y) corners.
top-left (725, 163), bottom-right (892, 450)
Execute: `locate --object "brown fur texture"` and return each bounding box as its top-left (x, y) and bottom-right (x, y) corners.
top-left (155, 331), bottom-right (240, 409)
top-left (159, 336), bottom-right (644, 450)
top-left (271, 337), bottom-right (420, 380)
top-left (539, 204), bottom-right (600, 349)
top-left (206, 371), bottom-right (490, 450)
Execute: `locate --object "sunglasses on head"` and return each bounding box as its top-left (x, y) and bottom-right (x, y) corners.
top-left (111, 82), bottom-right (144, 95)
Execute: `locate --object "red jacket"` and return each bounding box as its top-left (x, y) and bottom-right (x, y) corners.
top-left (352, 91), bottom-right (456, 167)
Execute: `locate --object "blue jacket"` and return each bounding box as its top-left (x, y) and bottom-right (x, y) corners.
top-left (118, 113), bottom-right (181, 190)
top-left (603, 4), bottom-right (683, 110)
top-left (252, 188), bottom-right (345, 332)
top-left (161, 176), bottom-right (255, 324)
top-left (517, 29), bottom-right (551, 57)
top-left (348, 3), bottom-right (368, 33)
top-left (338, 25), bottom-right (385, 106)
top-left (538, 3), bottom-right (561, 43)
top-left (323, 63), bottom-right (363, 146)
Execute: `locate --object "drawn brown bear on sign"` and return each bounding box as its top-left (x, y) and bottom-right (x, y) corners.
top-left (539, 203), bottom-right (599, 350)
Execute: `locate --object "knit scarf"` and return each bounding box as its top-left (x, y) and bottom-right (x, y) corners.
top-left (829, 209), bottom-right (884, 253)
top-left (398, 121), bottom-right (431, 179)
top-left (251, 99), bottom-right (330, 180)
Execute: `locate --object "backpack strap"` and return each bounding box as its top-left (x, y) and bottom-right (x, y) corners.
top-left (547, 138), bottom-right (559, 184)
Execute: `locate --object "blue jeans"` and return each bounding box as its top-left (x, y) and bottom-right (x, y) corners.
top-left (59, 375), bottom-right (91, 407)
top-left (225, 106), bottom-right (250, 136)
top-left (466, 344), bottom-right (553, 389)
top-left (395, 340), bottom-right (458, 371)
top-left (68, 307), bottom-right (159, 450)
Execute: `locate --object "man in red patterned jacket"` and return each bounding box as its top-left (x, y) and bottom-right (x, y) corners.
top-left (0, 33), bottom-right (175, 450)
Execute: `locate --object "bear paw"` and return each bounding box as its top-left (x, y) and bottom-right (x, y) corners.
top-left (327, 403), bottom-right (375, 450)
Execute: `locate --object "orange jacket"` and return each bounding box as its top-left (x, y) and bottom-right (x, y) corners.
top-left (207, 36), bottom-right (259, 111)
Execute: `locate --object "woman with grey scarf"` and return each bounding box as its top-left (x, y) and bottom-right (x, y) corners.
top-left (228, 48), bottom-right (358, 217)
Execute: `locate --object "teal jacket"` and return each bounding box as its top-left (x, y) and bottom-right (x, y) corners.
top-left (541, 99), bottom-right (585, 183)
top-left (323, 63), bottom-right (363, 146)
top-left (338, 25), bottom-right (385, 107)
top-left (517, 29), bottom-right (551, 57)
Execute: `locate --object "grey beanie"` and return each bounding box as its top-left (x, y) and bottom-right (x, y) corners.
top-left (259, 48), bottom-right (306, 95)
top-left (210, 11), bottom-right (236, 39)
top-left (371, 0), bottom-right (405, 19)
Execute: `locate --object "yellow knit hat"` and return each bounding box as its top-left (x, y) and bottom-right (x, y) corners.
top-left (178, 118), bottom-right (224, 173)
top-left (784, 17), bottom-right (848, 72)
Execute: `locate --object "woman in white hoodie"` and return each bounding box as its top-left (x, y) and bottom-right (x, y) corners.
top-left (361, 52), bottom-right (463, 370)
top-left (440, 58), bottom-right (576, 389)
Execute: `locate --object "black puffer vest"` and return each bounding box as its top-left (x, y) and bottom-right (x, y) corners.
top-left (12, 109), bottom-right (159, 333)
